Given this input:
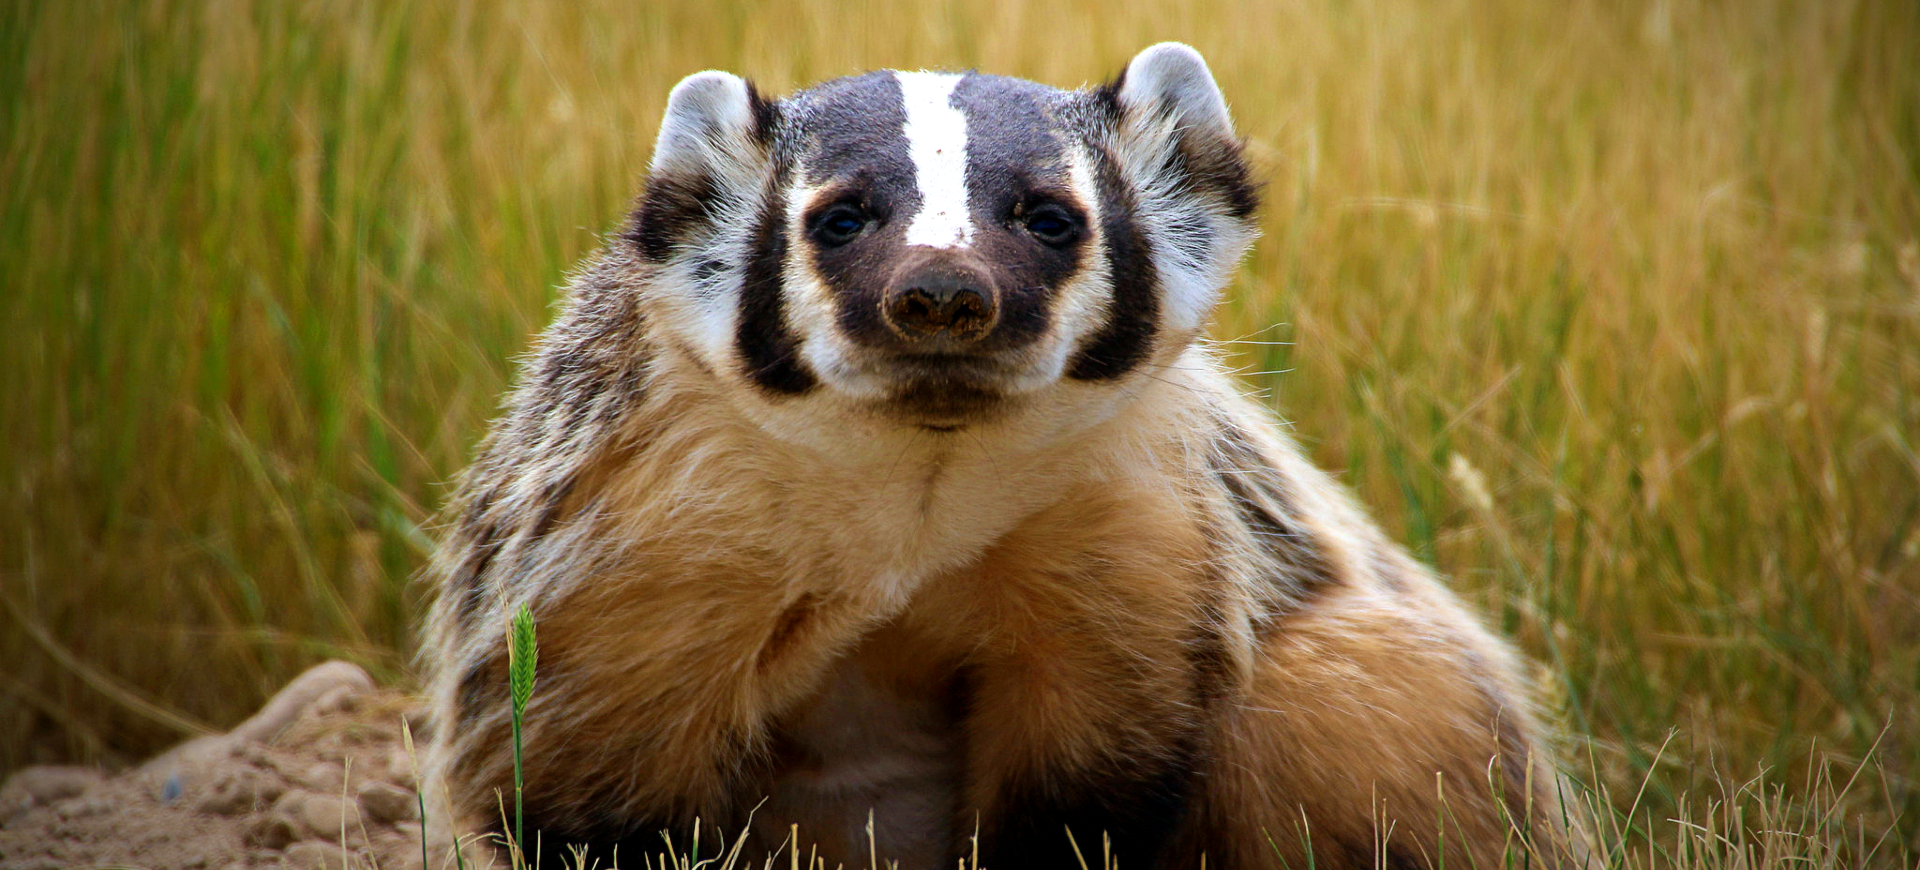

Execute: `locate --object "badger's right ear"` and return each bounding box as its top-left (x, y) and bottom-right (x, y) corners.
top-left (649, 71), bottom-right (768, 178)
top-left (633, 71), bottom-right (776, 262)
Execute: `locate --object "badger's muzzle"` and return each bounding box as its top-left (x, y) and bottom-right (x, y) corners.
top-left (880, 254), bottom-right (1000, 350)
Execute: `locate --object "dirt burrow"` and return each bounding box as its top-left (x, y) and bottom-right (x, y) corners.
top-left (0, 662), bottom-right (473, 870)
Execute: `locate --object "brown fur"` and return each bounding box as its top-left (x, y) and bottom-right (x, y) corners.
top-left (423, 309), bottom-right (1585, 866)
top-left (421, 52), bottom-right (1588, 870)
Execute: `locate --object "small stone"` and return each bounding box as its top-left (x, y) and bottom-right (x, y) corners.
top-left (234, 741), bottom-right (279, 766)
top-left (137, 733), bottom-right (236, 779)
top-left (281, 841), bottom-right (352, 869)
top-left (271, 788), bottom-right (307, 813)
top-left (295, 792), bottom-right (360, 839)
top-left (160, 771), bottom-right (184, 803)
top-left (300, 762), bottom-right (345, 792)
top-left (225, 661), bottom-right (374, 745)
top-left (0, 765), bottom-right (103, 811)
top-left (198, 767), bottom-right (288, 815)
top-left (242, 813), bottom-right (300, 850)
top-left (355, 780), bottom-right (415, 825)
top-left (56, 796), bottom-right (112, 818)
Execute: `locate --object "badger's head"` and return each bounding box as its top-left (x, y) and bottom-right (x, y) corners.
top-left (630, 43), bottom-right (1256, 449)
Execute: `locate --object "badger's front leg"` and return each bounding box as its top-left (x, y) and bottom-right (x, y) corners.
top-left (960, 618), bottom-right (1215, 870)
top-left (428, 552), bottom-right (897, 866)
top-left (911, 485), bottom-right (1230, 870)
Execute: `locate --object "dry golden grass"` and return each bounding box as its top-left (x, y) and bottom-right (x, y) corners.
top-left (3, 0), bottom-right (1915, 865)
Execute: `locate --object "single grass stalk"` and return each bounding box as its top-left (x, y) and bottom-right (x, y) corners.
top-left (510, 603), bottom-right (539, 866)
top-left (1063, 825), bottom-right (1090, 870)
top-left (401, 719), bottom-right (467, 870)
top-left (403, 722), bottom-right (429, 870)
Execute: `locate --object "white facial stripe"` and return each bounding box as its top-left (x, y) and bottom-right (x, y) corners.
top-left (894, 72), bottom-right (974, 249)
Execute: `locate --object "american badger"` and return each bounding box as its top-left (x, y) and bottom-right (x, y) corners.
top-left (424, 44), bottom-right (1580, 870)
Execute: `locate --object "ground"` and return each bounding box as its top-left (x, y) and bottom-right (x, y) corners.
top-left (0, 664), bottom-right (433, 870)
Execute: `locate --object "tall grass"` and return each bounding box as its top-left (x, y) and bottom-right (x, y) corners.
top-left (2, 0), bottom-right (1915, 864)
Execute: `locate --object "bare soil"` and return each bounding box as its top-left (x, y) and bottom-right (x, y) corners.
top-left (0, 663), bottom-right (451, 870)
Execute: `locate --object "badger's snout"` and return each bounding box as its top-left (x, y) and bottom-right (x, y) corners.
top-left (882, 260), bottom-right (1000, 347)
top-left (833, 250), bottom-right (1046, 425)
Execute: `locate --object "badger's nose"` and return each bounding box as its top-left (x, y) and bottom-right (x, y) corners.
top-left (882, 268), bottom-right (999, 343)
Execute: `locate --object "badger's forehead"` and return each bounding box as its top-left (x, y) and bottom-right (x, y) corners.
top-left (778, 71), bottom-right (1079, 198)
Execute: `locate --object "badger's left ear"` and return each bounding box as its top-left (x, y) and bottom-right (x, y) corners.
top-left (1102, 43), bottom-right (1257, 223)
top-left (1114, 43), bottom-right (1235, 140)
top-left (1092, 44), bottom-right (1258, 341)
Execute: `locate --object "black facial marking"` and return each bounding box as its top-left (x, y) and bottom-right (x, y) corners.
top-left (628, 171), bottom-right (720, 263)
top-left (814, 183), bottom-right (904, 353)
top-left (790, 74), bottom-right (919, 355)
top-left (952, 74), bottom-right (1071, 211)
top-left (1101, 57), bottom-right (1256, 221)
top-left (1067, 148), bottom-right (1161, 380)
top-left (735, 184), bottom-right (818, 394)
top-left (745, 80), bottom-right (778, 148)
top-left (627, 82), bottom-right (779, 264)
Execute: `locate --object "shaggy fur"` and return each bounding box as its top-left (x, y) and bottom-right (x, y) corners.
top-left (422, 43), bottom-right (1585, 870)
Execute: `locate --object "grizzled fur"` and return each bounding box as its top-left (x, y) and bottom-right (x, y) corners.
top-left (422, 44), bottom-right (1587, 870)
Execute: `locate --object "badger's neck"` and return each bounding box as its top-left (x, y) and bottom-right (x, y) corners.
top-left (626, 343), bottom-right (1217, 603)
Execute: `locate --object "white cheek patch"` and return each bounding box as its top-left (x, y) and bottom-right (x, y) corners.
top-left (894, 72), bottom-right (975, 249)
top-left (1048, 148), bottom-right (1115, 348)
top-left (784, 178), bottom-right (891, 401)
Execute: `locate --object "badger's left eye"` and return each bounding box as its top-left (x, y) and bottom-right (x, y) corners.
top-left (1023, 206), bottom-right (1080, 247)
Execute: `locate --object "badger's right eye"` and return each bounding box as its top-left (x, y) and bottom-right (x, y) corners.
top-left (811, 204), bottom-right (871, 247)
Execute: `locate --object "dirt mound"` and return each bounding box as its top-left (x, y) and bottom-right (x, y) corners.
top-left (0, 663), bottom-right (460, 870)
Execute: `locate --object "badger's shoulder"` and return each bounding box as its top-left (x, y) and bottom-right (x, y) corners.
top-left (1161, 365), bottom-right (1441, 625)
top-left (425, 253), bottom-right (660, 642)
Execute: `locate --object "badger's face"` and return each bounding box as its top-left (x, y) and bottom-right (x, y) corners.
top-left (631, 44), bottom-right (1255, 446)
